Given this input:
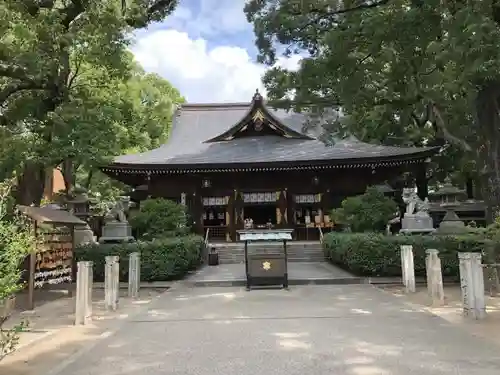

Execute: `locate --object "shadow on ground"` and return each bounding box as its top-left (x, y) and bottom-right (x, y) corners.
top-left (45, 285), bottom-right (500, 375)
top-left (1, 288), bottom-right (165, 375)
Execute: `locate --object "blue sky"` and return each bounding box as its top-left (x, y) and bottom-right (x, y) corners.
top-left (131, 0), bottom-right (300, 103)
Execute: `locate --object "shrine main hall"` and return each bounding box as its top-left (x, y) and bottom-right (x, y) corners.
top-left (102, 91), bottom-right (438, 242)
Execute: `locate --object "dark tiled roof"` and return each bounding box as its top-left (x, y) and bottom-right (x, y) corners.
top-left (112, 102), bottom-right (436, 167)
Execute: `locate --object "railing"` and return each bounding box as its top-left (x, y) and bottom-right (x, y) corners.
top-left (204, 227), bottom-right (210, 247)
top-left (203, 226), bottom-right (227, 241)
top-left (318, 226), bottom-right (324, 244)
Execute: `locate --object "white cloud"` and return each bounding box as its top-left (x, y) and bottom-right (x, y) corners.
top-left (132, 29), bottom-right (302, 103)
top-left (166, 0), bottom-right (251, 37)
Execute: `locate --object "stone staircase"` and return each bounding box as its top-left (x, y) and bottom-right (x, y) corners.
top-left (209, 241), bottom-right (326, 264)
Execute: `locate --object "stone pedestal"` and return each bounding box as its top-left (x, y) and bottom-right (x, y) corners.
top-left (99, 222), bottom-right (134, 243)
top-left (400, 213), bottom-right (435, 235)
top-left (105, 256), bottom-right (119, 311)
top-left (75, 261), bottom-right (93, 325)
top-left (458, 252), bottom-right (486, 319)
top-left (426, 249), bottom-right (445, 306)
top-left (400, 245), bottom-right (416, 293)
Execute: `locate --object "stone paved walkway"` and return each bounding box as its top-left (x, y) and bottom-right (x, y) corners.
top-left (41, 284), bottom-right (500, 375)
top-left (183, 262), bottom-right (359, 286)
top-left (1, 288), bottom-right (165, 375)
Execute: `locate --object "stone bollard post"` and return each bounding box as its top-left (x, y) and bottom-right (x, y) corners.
top-left (128, 252), bottom-right (140, 298)
top-left (400, 245), bottom-right (416, 293)
top-left (75, 261), bottom-right (93, 325)
top-left (458, 252), bottom-right (486, 319)
top-left (426, 249), bottom-right (445, 306)
top-left (105, 256), bottom-right (119, 311)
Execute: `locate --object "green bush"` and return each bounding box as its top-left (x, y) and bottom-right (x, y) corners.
top-left (129, 198), bottom-right (189, 240)
top-left (75, 235), bottom-right (204, 282)
top-left (331, 186), bottom-right (398, 232)
top-left (323, 232), bottom-right (489, 277)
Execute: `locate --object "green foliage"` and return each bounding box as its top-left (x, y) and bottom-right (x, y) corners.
top-left (0, 179), bottom-right (36, 302)
top-left (0, 219), bottom-right (35, 302)
top-left (331, 187), bottom-right (398, 232)
top-left (0, 0), bottom-right (181, 204)
top-left (75, 235), bottom-right (203, 282)
top-left (245, 0), bottom-right (500, 207)
top-left (1, 320), bottom-right (28, 360)
top-left (0, 179), bottom-right (35, 360)
top-left (323, 232), bottom-right (488, 277)
top-left (129, 198), bottom-right (189, 240)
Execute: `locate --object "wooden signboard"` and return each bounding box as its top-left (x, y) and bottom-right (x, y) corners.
top-left (33, 230), bottom-right (74, 288)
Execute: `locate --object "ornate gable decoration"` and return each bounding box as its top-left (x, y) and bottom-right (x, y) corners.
top-left (252, 109), bottom-right (265, 131)
top-left (203, 89), bottom-right (313, 143)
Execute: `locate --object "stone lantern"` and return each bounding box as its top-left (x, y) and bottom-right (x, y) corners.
top-left (66, 187), bottom-right (92, 220)
top-left (66, 187), bottom-right (97, 245)
top-left (429, 178), bottom-right (467, 234)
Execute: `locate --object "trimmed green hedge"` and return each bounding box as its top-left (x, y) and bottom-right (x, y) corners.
top-left (323, 232), bottom-right (490, 278)
top-left (75, 235), bottom-right (204, 282)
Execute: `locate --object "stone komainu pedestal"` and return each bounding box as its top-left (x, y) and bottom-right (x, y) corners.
top-left (99, 222), bottom-right (134, 243)
top-left (400, 213), bottom-right (435, 235)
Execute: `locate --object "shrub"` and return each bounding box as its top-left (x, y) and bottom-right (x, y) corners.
top-left (75, 235), bottom-right (204, 282)
top-left (323, 232), bottom-right (489, 278)
top-left (0, 179), bottom-right (36, 360)
top-left (331, 187), bottom-right (398, 232)
top-left (129, 198), bottom-right (189, 240)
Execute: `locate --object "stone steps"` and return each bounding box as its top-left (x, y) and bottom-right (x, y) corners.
top-left (209, 242), bottom-right (326, 264)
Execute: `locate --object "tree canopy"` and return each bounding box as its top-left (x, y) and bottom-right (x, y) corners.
top-left (245, 0), bottom-right (500, 216)
top-left (0, 0), bottom-right (181, 204)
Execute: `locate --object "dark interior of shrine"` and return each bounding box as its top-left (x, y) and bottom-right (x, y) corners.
top-left (244, 205), bottom-right (276, 225)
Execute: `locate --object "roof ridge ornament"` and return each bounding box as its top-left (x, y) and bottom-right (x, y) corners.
top-left (252, 88), bottom-right (263, 102)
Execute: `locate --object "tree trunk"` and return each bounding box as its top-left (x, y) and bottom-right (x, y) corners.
top-left (15, 162), bottom-right (46, 206)
top-left (466, 177), bottom-right (474, 199)
top-left (61, 159), bottom-right (74, 194)
top-left (415, 164), bottom-right (428, 200)
top-left (84, 169), bottom-right (93, 190)
top-left (475, 81), bottom-right (500, 223)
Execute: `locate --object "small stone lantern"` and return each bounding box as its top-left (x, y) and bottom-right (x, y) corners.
top-left (429, 178), bottom-right (467, 234)
top-left (66, 187), bottom-right (97, 245)
top-left (66, 187), bottom-right (92, 221)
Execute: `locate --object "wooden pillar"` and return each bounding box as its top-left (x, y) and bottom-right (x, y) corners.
top-left (233, 190), bottom-right (244, 241)
top-left (191, 192), bottom-right (203, 236)
top-left (276, 190), bottom-right (287, 228)
top-left (287, 192), bottom-right (295, 229)
top-left (414, 163), bottom-right (428, 200)
top-left (321, 190), bottom-right (331, 216)
top-left (226, 193), bottom-right (233, 242)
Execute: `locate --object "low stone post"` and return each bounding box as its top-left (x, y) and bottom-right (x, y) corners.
top-left (75, 261), bottom-right (93, 325)
top-left (426, 249), bottom-right (445, 306)
top-left (105, 256), bottom-right (119, 311)
top-left (458, 252), bottom-right (486, 319)
top-left (128, 252), bottom-right (140, 298)
top-left (400, 245), bottom-right (416, 293)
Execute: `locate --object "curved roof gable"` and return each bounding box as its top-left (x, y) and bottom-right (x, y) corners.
top-left (204, 90), bottom-right (312, 142)
top-left (109, 90), bottom-right (440, 168)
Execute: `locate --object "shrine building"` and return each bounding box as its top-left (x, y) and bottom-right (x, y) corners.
top-left (101, 91), bottom-right (439, 242)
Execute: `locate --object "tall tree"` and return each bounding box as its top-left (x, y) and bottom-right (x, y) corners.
top-left (245, 0), bottom-right (500, 217)
top-left (51, 53), bottom-right (183, 193)
top-left (0, 0), bottom-right (178, 205)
